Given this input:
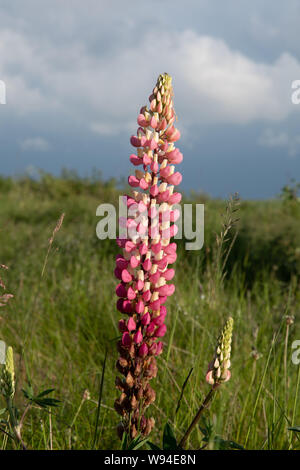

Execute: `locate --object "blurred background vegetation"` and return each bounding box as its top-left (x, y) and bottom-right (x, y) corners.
top-left (0, 171), bottom-right (299, 449)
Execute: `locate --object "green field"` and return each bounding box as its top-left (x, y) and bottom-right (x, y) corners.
top-left (0, 173), bottom-right (299, 450)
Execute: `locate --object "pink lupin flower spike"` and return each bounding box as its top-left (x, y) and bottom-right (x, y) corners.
top-left (114, 73), bottom-right (182, 440)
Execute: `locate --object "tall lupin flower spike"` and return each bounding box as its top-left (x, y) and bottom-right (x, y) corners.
top-left (114, 73), bottom-right (182, 440)
top-left (179, 317), bottom-right (233, 449)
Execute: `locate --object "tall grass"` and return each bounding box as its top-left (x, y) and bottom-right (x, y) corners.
top-left (0, 174), bottom-right (299, 449)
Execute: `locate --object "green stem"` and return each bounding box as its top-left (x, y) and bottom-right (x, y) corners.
top-left (179, 387), bottom-right (216, 449)
top-left (244, 331), bottom-right (278, 448)
top-left (70, 398), bottom-right (85, 429)
top-left (7, 398), bottom-right (27, 450)
top-left (289, 364), bottom-right (300, 449)
top-left (236, 360), bottom-right (257, 442)
top-left (283, 324), bottom-right (289, 415)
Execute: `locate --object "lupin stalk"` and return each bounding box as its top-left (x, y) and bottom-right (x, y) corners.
top-left (114, 73), bottom-right (183, 440)
top-left (179, 317), bottom-right (233, 449)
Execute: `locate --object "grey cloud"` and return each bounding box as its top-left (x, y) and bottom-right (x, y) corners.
top-left (1, 27), bottom-right (300, 132)
top-left (0, 0), bottom-right (300, 198)
top-left (259, 128), bottom-right (300, 157)
top-left (20, 137), bottom-right (50, 152)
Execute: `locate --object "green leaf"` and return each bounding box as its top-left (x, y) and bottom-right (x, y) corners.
top-left (213, 436), bottom-right (244, 450)
top-left (199, 416), bottom-right (213, 442)
top-left (175, 367), bottom-right (193, 415)
top-left (147, 441), bottom-right (161, 450)
top-left (288, 426), bottom-right (300, 433)
top-left (35, 398), bottom-right (60, 408)
top-left (127, 436), bottom-right (148, 450)
top-left (92, 348), bottom-right (107, 449)
top-left (121, 431), bottom-right (128, 450)
top-left (163, 422), bottom-right (177, 450)
top-left (22, 385), bottom-right (60, 408)
top-left (22, 383), bottom-right (34, 400)
top-left (37, 388), bottom-right (56, 398)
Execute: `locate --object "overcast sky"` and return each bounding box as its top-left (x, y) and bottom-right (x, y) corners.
top-left (0, 0), bottom-right (300, 198)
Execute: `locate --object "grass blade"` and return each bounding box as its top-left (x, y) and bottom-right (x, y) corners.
top-left (92, 347), bottom-right (107, 449)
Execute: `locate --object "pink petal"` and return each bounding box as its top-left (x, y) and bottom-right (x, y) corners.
top-left (122, 269), bottom-right (132, 283)
top-left (142, 290), bottom-right (151, 302)
top-left (139, 343), bottom-right (148, 357)
top-left (155, 341), bottom-right (163, 355)
top-left (130, 256), bottom-right (139, 268)
top-left (116, 283), bottom-right (127, 297)
top-left (139, 243), bottom-right (148, 255)
top-left (127, 286), bottom-right (136, 300)
top-left (149, 299), bottom-right (160, 311)
top-left (148, 206), bottom-right (158, 218)
top-left (167, 172), bottom-right (182, 186)
top-left (128, 175), bottom-right (140, 187)
top-left (168, 192), bottom-right (182, 204)
top-left (149, 343), bottom-right (157, 355)
top-left (122, 300), bottom-right (132, 314)
top-left (143, 154), bottom-right (152, 165)
top-left (206, 370), bottom-right (214, 385)
top-left (136, 279), bottom-right (144, 291)
top-left (147, 322), bottom-right (156, 335)
top-left (137, 114), bottom-right (148, 127)
top-left (134, 330), bottom-right (143, 344)
top-left (162, 268), bottom-right (175, 281)
top-left (130, 154), bottom-right (142, 166)
top-left (159, 295), bottom-right (167, 305)
top-left (169, 129), bottom-right (181, 142)
top-left (150, 116), bottom-right (157, 128)
top-left (158, 284), bottom-right (175, 297)
top-left (150, 161), bottom-right (159, 173)
top-left (155, 324), bottom-right (167, 337)
top-left (118, 319), bottom-right (127, 332)
top-left (150, 185), bottom-right (159, 197)
top-left (151, 242), bottom-right (161, 254)
top-left (135, 299), bottom-right (144, 314)
top-left (164, 243), bottom-right (177, 254)
top-left (125, 241), bottom-right (136, 252)
top-left (149, 272), bottom-right (160, 284)
top-left (130, 136), bottom-right (141, 147)
top-left (127, 317), bottom-right (136, 331)
top-left (122, 332), bottom-right (131, 347)
top-left (138, 201), bottom-right (147, 213)
top-left (148, 139), bottom-right (158, 150)
top-left (141, 312), bottom-right (151, 325)
top-left (114, 268), bottom-right (122, 280)
top-left (142, 259), bottom-right (152, 271)
top-left (166, 253), bottom-right (177, 264)
top-left (160, 166), bottom-right (171, 178)
top-left (139, 178), bottom-right (149, 190)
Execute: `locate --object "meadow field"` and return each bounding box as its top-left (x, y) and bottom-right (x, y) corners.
top-left (0, 172), bottom-right (299, 450)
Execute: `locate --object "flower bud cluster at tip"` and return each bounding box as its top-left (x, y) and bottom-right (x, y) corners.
top-left (0, 346), bottom-right (15, 400)
top-left (114, 73), bottom-right (182, 439)
top-left (206, 317), bottom-right (233, 387)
